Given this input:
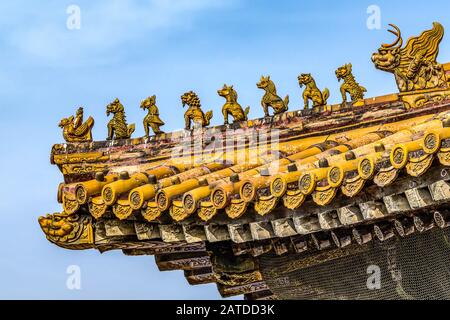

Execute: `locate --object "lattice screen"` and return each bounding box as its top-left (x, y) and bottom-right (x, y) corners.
top-left (259, 228), bottom-right (450, 299)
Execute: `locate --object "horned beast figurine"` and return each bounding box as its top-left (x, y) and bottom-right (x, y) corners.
top-left (256, 75), bottom-right (289, 116)
top-left (298, 73), bottom-right (329, 109)
top-left (58, 107), bottom-right (94, 143)
top-left (217, 84), bottom-right (250, 125)
top-left (335, 63), bottom-right (367, 107)
top-left (372, 22), bottom-right (446, 93)
top-left (182, 91), bottom-right (213, 130)
top-left (106, 98), bottom-right (135, 140)
top-left (140, 95), bottom-right (164, 136)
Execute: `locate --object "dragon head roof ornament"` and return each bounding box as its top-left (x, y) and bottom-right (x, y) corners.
top-left (372, 22), bottom-right (449, 108)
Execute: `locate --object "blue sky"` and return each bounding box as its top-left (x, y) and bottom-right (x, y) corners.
top-left (1, 0), bottom-right (450, 299)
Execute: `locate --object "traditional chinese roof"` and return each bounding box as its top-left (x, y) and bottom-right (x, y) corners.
top-left (40, 22), bottom-right (450, 299)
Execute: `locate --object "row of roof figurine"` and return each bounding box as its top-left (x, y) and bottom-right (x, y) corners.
top-left (59, 63), bottom-right (366, 143)
top-left (58, 22), bottom-right (449, 143)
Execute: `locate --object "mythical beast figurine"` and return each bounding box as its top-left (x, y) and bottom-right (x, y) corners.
top-left (106, 98), bottom-right (135, 140)
top-left (298, 73), bottom-right (330, 109)
top-left (140, 95), bottom-right (165, 136)
top-left (38, 212), bottom-right (94, 250)
top-left (58, 107), bottom-right (94, 143)
top-left (217, 84), bottom-right (250, 125)
top-left (372, 22), bottom-right (447, 93)
top-left (256, 75), bottom-right (289, 116)
top-left (181, 91), bottom-right (213, 130)
top-left (335, 63), bottom-right (367, 107)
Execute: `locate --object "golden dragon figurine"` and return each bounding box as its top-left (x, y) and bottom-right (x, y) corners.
top-left (58, 107), bottom-right (94, 143)
top-left (298, 73), bottom-right (329, 109)
top-left (140, 95), bottom-right (165, 136)
top-left (217, 84), bottom-right (250, 125)
top-left (256, 75), bottom-right (289, 116)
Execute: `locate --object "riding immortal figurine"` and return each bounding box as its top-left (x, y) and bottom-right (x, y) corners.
top-left (58, 107), bottom-right (94, 143)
